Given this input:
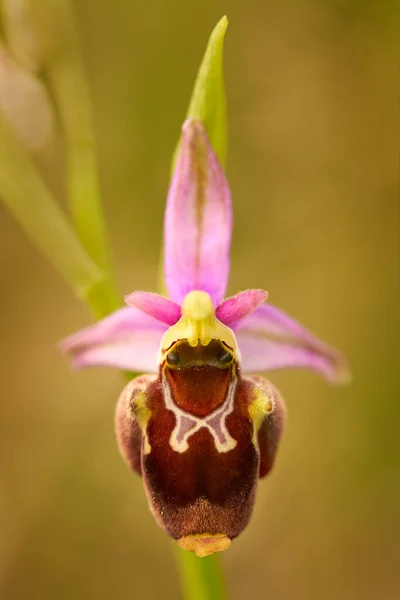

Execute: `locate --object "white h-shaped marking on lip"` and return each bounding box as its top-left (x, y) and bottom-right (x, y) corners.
top-left (162, 370), bottom-right (238, 454)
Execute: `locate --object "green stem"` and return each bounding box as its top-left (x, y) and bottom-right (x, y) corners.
top-left (174, 546), bottom-right (228, 600)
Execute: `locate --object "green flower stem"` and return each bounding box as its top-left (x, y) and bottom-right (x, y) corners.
top-left (174, 546), bottom-right (228, 600)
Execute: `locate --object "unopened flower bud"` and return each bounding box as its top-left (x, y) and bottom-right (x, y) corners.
top-left (0, 44), bottom-right (55, 152)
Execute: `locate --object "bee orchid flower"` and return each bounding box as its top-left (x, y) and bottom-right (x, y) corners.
top-left (61, 119), bottom-right (349, 557)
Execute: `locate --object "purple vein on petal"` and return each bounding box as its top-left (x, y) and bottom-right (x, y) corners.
top-left (164, 119), bottom-right (232, 306)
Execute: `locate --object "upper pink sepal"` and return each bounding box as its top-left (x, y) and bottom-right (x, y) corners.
top-left (216, 289), bottom-right (268, 326)
top-left (164, 119), bottom-right (232, 307)
top-left (59, 306), bottom-right (167, 372)
top-left (125, 291), bottom-right (181, 325)
top-left (235, 303), bottom-right (350, 384)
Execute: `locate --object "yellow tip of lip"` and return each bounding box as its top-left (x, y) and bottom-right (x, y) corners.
top-left (177, 534), bottom-right (231, 557)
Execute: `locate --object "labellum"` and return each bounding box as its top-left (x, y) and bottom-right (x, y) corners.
top-left (115, 291), bottom-right (286, 557)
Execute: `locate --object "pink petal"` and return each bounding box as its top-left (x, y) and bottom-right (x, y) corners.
top-left (59, 306), bottom-right (167, 372)
top-left (216, 289), bottom-right (268, 326)
top-left (164, 119), bottom-right (232, 306)
top-left (235, 304), bottom-right (350, 384)
top-left (125, 291), bottom-right (181, 325)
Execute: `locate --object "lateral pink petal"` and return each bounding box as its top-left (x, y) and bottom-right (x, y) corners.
top-left (235, 304), bottom-right (350, 384)
top-left (125, 291), bottom-right (181, 325)
top-left (216, 289), bottom-right (268, 326)
top-left (164, 119), bottom-right (232, 306)
top-left (59, 306), bottom-right (167, 372)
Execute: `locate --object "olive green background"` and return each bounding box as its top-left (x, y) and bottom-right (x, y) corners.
top-left (0, 1), bottom-right (398, 599)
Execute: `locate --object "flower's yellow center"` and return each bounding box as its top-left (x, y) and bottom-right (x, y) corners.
top-left (159, 291), bottom-right (239, 359)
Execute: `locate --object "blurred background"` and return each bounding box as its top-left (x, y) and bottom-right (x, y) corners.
top-left (0, 0), bottom-right (398, 598)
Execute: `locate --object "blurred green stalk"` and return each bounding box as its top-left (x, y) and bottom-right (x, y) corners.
top-left (0, 111), bottom-right (103, 301)
top-left (175, 546), bottom-right (228, 600)
top-left (41, 0), bottom-right (120, 317)
top-left (49, 50), bottom-right (121, 317)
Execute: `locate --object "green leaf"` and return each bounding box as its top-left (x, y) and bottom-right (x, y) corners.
top-left (172, 15), bottom-right (228, 170)
top-left (0, 113), bottom-right (103, 301)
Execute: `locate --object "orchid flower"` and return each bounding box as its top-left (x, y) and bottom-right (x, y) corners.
top-left (61, 119), bottom-right (349, 558)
